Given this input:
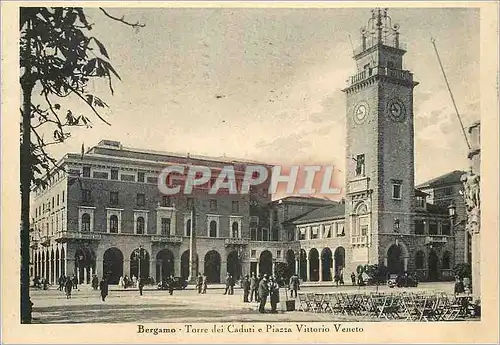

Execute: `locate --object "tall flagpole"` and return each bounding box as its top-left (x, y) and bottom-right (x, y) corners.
top-left (188, 202), bottom-right (198, 283)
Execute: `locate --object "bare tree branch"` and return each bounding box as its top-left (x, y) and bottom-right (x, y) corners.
top-left (99, 8), bottom-right (145, 29)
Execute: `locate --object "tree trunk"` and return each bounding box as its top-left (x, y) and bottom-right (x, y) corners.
top-left (20, 25), bottom-right (33, 324)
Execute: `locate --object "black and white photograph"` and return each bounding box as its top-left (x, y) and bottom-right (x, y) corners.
top-left (2, 2), bottom-right (499, 344)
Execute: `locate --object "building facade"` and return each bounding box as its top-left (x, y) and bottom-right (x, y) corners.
top-left (30, 140), bottom-right (272, 285)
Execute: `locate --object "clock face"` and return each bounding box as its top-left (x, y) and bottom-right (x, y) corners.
top-left (353, 102), bottom-right (369, 124)
top-left (387, 99), bottom-right (406, 122)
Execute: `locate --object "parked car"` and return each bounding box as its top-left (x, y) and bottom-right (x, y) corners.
top-left (157, 277), bottom-right (188, 290)
top-left (387, 274), bottom-right (418, 288)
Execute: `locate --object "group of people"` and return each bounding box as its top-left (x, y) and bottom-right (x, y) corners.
top-left (239, 272), bottom-right (289, 313)
top-left (195, 273), bottom-right (209, 294)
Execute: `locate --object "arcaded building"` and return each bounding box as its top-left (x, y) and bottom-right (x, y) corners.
top-left (30, 140), bottom-right (273, 285)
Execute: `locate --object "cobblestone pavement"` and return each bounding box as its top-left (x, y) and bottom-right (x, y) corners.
top-left (31, 282), bottom-right (455, 324)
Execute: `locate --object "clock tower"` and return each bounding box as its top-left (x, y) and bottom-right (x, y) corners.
top-left (342, 9), bottom-right (419, 274)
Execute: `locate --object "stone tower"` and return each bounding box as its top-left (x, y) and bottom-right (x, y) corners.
top-left (342, 9), bottom-right (419, 274)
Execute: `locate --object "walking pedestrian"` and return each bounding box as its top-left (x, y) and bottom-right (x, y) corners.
top-left (72, 275), bottom-right (78, 290)
top-left (269, 277), bottom-right (280, 313)
top-left (289, 273), bottom-right (299, 298)
top-left (258, 274), bottom-right (269, 313)
top-left (351, 272), bottom-right (356, 286)
top-left (339, 271), bottom-right (344, 285)
top-left (119, 276), bottom-right (124, 289)
top-left (167, 275), bottom-right (174, 295)
top-left (92, 275), bottom-right (99, 290)
top-left (229, 275), bottom-right (235, 295)
top-left (99, 276), bottom-right (109, 302)
top-left (249, 273), bottom-right (258, 302)
top-left (201, 273), bottom-right (208, 294)
top-left (138, 277), bottom-right (144, 296)
top-left (242, 274), bottom-right (250, 302)
top-left (58, 275), bottom-right (64, 291)
top-left (223, 273), bottom-right (231, 295)
top-left (64, 276), bottom-right (73, 299)
top-left (196, 273), bottom-right (203, 294)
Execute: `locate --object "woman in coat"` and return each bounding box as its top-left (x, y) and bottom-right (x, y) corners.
top-left (64, 277), bottom-right (73, 299)
top-left (99, 277), bottom-right (109, 302)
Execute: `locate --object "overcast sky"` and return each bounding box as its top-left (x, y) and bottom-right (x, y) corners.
top-left (39, 6), bottom-right (480, 193)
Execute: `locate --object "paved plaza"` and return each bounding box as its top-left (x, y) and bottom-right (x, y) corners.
top-left (31, 282), bottom-right (455, 324)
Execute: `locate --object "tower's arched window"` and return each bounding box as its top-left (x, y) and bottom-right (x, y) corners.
top-left (136, 217), bottom-right (145, 234)
top-left (81, 213), bottom-right (90, 232)
top-left (209, 220), bottom-right (217, 238)
top-left (110, 215), bottom-right (118, 233)
top-left (232, 222), bottom-right (239, 238)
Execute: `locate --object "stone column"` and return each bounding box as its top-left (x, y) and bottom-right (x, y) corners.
top-left (295, 258), bottom-right (299, 274)
top-left (403, 258), bottom-right (408, 272)
top-left (66, 258), bottom-right (75, 276)
top-left (95, 259), bottom-right (102, 278)
top-left (256, 261), bottom-right (260, 275)
top-left (124, 259), bottom-right (131, 277)
top-left (83, 267), bottom-right (88, 284)
top-left (306, 258), bottom-right (311, 281)
top-left (220, 260), bottom-right (227, 283)
top-left (149, 259), bottom-right (155, 279)
top-left (272, 261), bottom-right (276, 276)
top-left (319, 257), bottom-right (323, 281)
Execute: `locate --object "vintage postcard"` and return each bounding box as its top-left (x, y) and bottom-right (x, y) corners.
top-left (1, 1), bottom-right (499, 344)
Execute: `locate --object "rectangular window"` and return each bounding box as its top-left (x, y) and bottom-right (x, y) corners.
top-left (186, 198), bottom-right (194, 209)
top-left (429, 221), bottom-right (438, 235)
top-left (111, 169), bottom-right (119, 180)
top-left (262, 228), bottom-right (269, 241)
top-left (162, 196), bottom-right (173, 207)
top-left (147, 176), bottom-right (158, 184)
top-left (442, 222), bottom-right (451, 236)
top-left (276, 250), bottom-right (282, 259)
top-left (415, 220), bottom-right (425, 235)
top-left (250, 216), bottom-right (259, 225)
top-left (209, 199), bottom-right (217, 212)
top-left (232, 201), bottom-right (239, 213)
top-left (250, 228), bottom-right (257, 241)
top-left (110, 191), bottom-right (119, 205)
top-left (62, 191), bottom-right (65, 203)
top-left (251, 250), bottom-right (256, 258)
top-left (416, 196), bottom-right (425, 208)
top-left (392, 183), bottom-right (402, 200)
top-left (337, 223), bottom-right (345, 237)
top-left (56, 194), bottom-right (60, 206)
top-left (442, 187), bottom-right (453, 196)
top-left (311, 227), bottom-right (319, 239)
top-left (93, 171), bottom-right (109, 179)
top-left (355, 154), bottom-right (365, 176)
top-left (82, 190), bottom-right (91, 202)
top-left (299, 228), bottom-right (306, 240)
top-left (52, 197), bottom-right (54, 209)
top-left (136, 193), bottom-right (145, 207)
top-left (121, 174), bottom-right (135, 182)
top-left (82, 166), bottom-right (91, 178)
top-left (161, 218), bottom-right (171, 236)
top-left (137, 172), bottom-right (145, 183)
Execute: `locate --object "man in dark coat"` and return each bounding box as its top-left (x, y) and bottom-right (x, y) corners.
top-left (99, 277), bottom-right (109, 302)
top-left (258, 274), bottom-right (269, 313)
top-left (196, 273), bottom-right (203, 294)
top-left (229, 275), bottom-right (235, 295)
top-left (92, 275), bottom-right (99, 290)
top-left (242, 274), bottom-right (251, 302)
top-left (249, 273), bottom-right (258, 302)
top-left (138, 277), bottom-right (144, 296)
top-left (58, 275), bottom-right (65, 291)
top-left (269, 277), bottom-right (280, 313)
top-left (64, 277), bottom-right (73, 299)
top-left (223, 273), bottom-right (231, 295)
top-left (351, 272), bottom-right (356, 286)
top-left (167, 275), bottom-right (174, 295)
